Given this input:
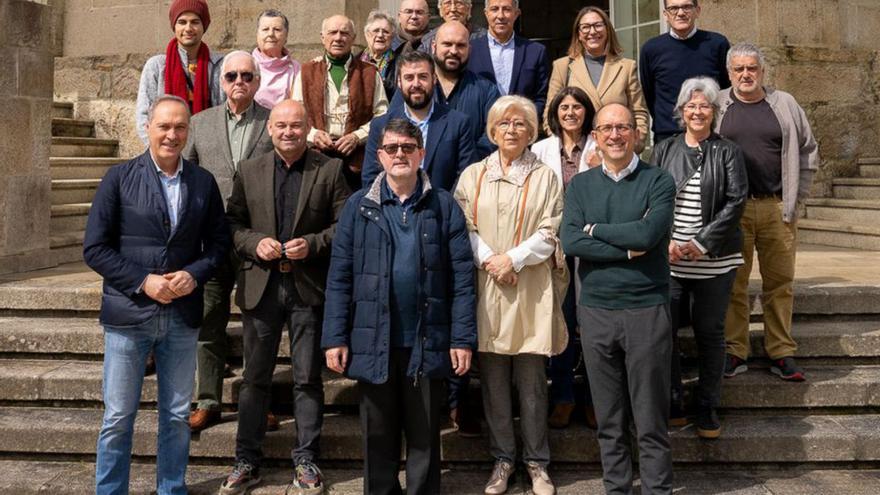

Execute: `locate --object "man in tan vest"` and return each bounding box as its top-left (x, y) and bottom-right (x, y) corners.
top-left (292, 14), bottom-right (389, 190)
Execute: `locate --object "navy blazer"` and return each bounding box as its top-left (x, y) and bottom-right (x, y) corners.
top-left (361, 103), bottom-right (476, 191)
top-left (468, 33), bottom-right (551, 123)
top-left (83, 151), bottom-right (231, 328)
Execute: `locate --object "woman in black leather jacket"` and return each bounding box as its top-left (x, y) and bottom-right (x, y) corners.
top-left (651, 77), bottom-right (747, 440)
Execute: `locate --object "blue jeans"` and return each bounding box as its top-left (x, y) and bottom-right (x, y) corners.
top-left (95, 307), bottom-right (199, 495)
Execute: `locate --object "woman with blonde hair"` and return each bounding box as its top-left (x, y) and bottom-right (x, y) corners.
top-left (455, 95), bottom-right (568, 495)
top-left (545, 6), bottom-right (648, 151)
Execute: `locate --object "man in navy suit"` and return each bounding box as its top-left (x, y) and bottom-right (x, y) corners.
top-left (362, 50), bottom-right (476, 191)
top-left (467, 0), bottom-right (550, 124)
top-left (84, 95), bottom-right (231, 495)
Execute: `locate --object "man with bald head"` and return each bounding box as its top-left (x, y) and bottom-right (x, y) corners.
top-left (431, 20), bottom-right (499, 160)
top-left (393, 0), bottom-right (432, 54)
top-left (221, 100), bottom-right (351, 495)
top-left (419, 0), bottom-right (487, 54)
top-left (293, 15), bottom-right (388, 190)
top-left (561, 103), bottom-right (676, 494)
top-left (182, 50), bottom-right (276, 433)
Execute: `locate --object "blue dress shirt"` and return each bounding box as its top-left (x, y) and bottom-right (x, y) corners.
top-left (488, 33), bottom-right (516, 95)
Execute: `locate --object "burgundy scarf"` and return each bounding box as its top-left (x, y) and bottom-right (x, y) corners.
top-left (163, 38), bottom-right (211, 114)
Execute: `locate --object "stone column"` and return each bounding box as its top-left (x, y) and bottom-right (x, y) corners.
top-left (0, 0), bottom-right (55, 274)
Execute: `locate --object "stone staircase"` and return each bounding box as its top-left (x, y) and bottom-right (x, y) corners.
top-left (49, 102), bottom-right (120, 264)
top-left (1, 247), bottom-right (880, 493)
top-left (800, 157), bottom-right (880, 250)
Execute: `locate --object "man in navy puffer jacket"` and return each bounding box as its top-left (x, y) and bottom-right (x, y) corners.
top-left (322, 118), bottom-right (476, 494)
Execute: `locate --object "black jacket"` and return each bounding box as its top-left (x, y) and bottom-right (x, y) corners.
top-left (651, 133), bottom-right (747, 257)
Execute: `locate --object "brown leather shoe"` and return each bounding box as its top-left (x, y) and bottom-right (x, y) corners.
top-left (189, 408), bottom-right (221, 432)
top-left (584, 405), bottom-right (598, 430)
top-left (548, 403), bottom-right (575, 429)
top-left (266, 412), bottom-right (280, 432)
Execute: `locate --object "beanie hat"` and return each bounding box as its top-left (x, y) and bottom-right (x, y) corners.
top-left (169, 0), bottom-right (211, 32)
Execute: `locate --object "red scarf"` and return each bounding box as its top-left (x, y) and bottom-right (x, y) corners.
top-left (163, 38), bottom-right (211, 115)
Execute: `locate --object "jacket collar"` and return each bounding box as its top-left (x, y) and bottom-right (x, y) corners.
top-left (364, 169), bottom-right (433, 206)
top-left (484, 149), bottom-right (542, 186)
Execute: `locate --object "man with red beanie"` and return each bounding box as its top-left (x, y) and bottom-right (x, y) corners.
top-left (136, 0), bottom-right (224, 145)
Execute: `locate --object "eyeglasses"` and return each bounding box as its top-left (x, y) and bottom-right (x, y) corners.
top-left (368, 27), bottom-right (392, 36)
top-left (497, 120), bottom-right (529, 132)
top-left (223, 71), bottom-right (255, 83)
top-left (594, 123), bottom-right (634, 136)
top-left (683, 103), bottom-right (713, 112)
top-left (380, 143), bottom-right (421, 155)
top-left (665, 4), bottom-right (696, 14)
top-left (578, 22), bottom-right (606, 34)
top-left (400, 8), bottom-right (427, 17)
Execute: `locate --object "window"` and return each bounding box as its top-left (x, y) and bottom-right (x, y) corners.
top-left (611, 0), bottom-right (663, 61)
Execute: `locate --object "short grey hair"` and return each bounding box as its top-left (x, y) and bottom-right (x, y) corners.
top-left (321, 16), bottom-right (356, 35)
top-left (438, 0), bottom-right (472, 7)
top-left (220, 50), bottom-right (261, 79)
top-left (257, 9), bottom-right (289, 31)
top-left (486, 95), bottom-right (539, 145)
top-left (364, 9), bottom-right (397, 36)
top-left (486, 0), bottom-right (519, 8)
top-left (147, 95), bottom-right (190, 124)
top-left (726, 42), bottom-right (766, 70)
top-left (673, 76), bottom-right (721, 128)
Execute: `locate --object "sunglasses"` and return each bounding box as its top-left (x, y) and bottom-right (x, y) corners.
top-left (223, 71), bottom-right (255, 83)
top-left (380, 143), bottom-right (420, 155)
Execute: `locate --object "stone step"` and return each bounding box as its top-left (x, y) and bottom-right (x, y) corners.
top-left (3, 259), bottom-right (878, 316)
top-left (798, 219), bottom-right (880, 251)
top-left (49, 231), bottom-right (85, 250)
top-left (51, 137), bottom-right (118, 158)
top-left (49, 203), bottom-right (91, 233)
top-left (1, 406), bottom-right (878, 464)
top-left (52, 101), bottom-right (73, 119)
top-left (831, 178), bottom-right (880, 200)
top-left (51, 117), bottom-right (95, 138)
top-left (50, 157), bottom-right (118, 180)
top-left (1, 356), bottom-right (878, 410)
top-left (51, 178), bottom-right (101, 205)
top-left (804, 198), bottom-right (880, 224)
top-left (4, 461), bottom-right (880, 495)
top-left (859, 158), bottom-right (880, 178)
top-left (4, 318), bottom-right (880, 361)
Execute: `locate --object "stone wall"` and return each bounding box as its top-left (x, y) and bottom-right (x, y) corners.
top-left (53, 0), bottom-right (880, 194)
top-left (701, 0), bottom-right (880, 195)
top-left (0, 0), bottom-right (55, 274)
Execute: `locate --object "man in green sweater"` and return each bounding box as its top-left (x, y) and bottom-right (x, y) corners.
top-left (560, 103), bottom-right (676, 495)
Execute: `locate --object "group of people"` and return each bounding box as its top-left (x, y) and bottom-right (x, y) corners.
top-left (84, 0), bottom-right (819, 494)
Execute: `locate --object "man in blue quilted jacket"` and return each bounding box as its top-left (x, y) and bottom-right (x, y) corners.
top-left (83, 94), bottom-right (230, 495)
top-left (321, 118), bottom-right (476, 494)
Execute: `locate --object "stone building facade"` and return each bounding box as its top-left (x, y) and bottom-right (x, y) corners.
top-left (1, 0), bottom-right (877, 272)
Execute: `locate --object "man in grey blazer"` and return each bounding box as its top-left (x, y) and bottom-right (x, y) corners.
top-left (182, 50), bottom-right (274, 432)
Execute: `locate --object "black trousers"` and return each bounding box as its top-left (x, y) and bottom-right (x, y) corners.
top-left (235, 271), bottom-right (324, 467)
top-left (670, 270), bottom-right (737, 409)
top-left (359, 348), bottom-right (443, 495)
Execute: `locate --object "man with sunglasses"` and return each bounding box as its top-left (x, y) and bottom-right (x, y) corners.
top-left (181, 50), bottom-right (275, 433)
top-left (136, 0), bottom-right (224, 145)
top-left (419, 0), bottom-right (487, 55)
top-left (220, 100), bottom-right (351, 495)
top-left (323, 118), bottom-right (476, 494)
top-left (561, 103), bottom-right (676, 494)
top-left (639, 0), bottom-right (731, 143)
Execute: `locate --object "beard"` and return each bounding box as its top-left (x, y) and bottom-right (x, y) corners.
top-left (432, 53), bottom-right (464, 75)
top-left (404, 89), bottom-right (433, 110)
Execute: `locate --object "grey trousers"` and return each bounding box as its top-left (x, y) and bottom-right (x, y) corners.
top-left (578, 304), bottom-right (673, 495)
top-left (480, 352), bottom-right (550, 466)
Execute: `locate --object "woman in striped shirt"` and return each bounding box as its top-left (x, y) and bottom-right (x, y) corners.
top-left (651, 77), bottom-right (747, 439)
